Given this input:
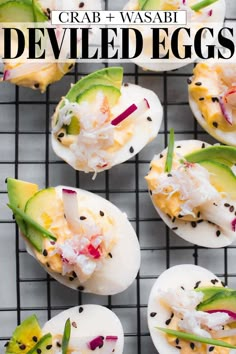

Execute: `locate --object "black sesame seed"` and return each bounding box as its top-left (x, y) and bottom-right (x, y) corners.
top-left (187, 78), bottom-right (192, 85)
top-left (57, 138), bottom-right (61, 142)
top-left (20, 344), bottom-right (26, 350)
top-left (224, 203), bottom-right (230, 207)
top-left (181, 286), bottom-right (185, 290)
top-left (72, 321), bottom-right (77, 328)
top-left (165, 318), bottom-right (172, 325)
top-left (72, 271), bottom-right (77, 278)
top-left (195, 82), bottom-right (202, 86)
top-left (172, 227), bottom-right (178, 231)
top-left (191, 221), bottom-right (197, 228)
top-left (194, 281), bottom-right (201, 289)
top-left (167, 174), bottom-right (172, 177)
top-left (175, 338), bottom-right (179, 345)
top-left (190, 342), bottom-right (195, 350)
top-left (147, 117), bottom-right (152, 122)
top-left (172, 217), bottom-right (176, 223)
top-left (129, 146), bottom-right (134, 154)
top-left (176, 146), bottom-right (181, 148)
top-left (46, 345), bottom-right (52, 350)
top-left (199, 97), bottom-right (205, 101)
top-left (230, 206), bottom-right (235, 212)
top-left (197, 211), bottom-right (201, 218)
top-left (212, 97), bottom-right (219, 103)
top-left (213, 121), bottom-right (218, 128)
top-left (197, 219), bottom-right (204, 224)
top-left (56, 342), bottom-right (61, 347)
top-left (34, 83), bottom-right (40, 89)
top-left (124, 83), bottom-right (129, 87)
top-left (32, 336), bottom-right (38, 342)
top-left (160, 154), bottom-right (163, 158)
top-left (100, 210), bottom-right (105, 217)
top-left (150, 190), bottom-right (153, 196)
top-left (178, 214), bottom-right (183, 218)
top-left (176, 346), bottom-right (182, 349)
top-left (79, 1), bottom-right (84, 7)
top-left (211, 279), bottom-right (218, 284)
top-left (80, 216), bottom-right (87, 220)
top-left (201, 143), bottom-right (205, 148)
top-left (150, 312), bottom-right (157, 317)
top-left (78, 285), bottom-right (85, 291)
top-left (216, 230), bottom-right (221, 237)
top-left (46, 262), bottom-right (50, 268)
top-left (36, 349), bottom-right (41, 354)
top-left (5, 178), bottom-right (8, 183)
top-left (79, 307), bottom-right (84, 313)
top-left (4, 342), bottom-right (9, 347)
top-left (58, 132), bottom-right (65, 138)
top-left (209, 346), bottom-right (215, 352)
top-left (68, 64), bottom-right (73, 70)
top-left (108, 252), bottom-right (113, 258)
top-left (43, 249), bottom-right (48, 257)
top-left (69, 277), bottom-right (74, 281)
top-left (221, 281), bottom-right (226, 287)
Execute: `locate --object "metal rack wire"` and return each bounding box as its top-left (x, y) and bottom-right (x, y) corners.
top-left (1, 1), bottom-right (236, 353)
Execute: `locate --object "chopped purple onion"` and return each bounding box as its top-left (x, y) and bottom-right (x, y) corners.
top-left (106, 336), bottom-right (118, 341)
top-left (88, 336), bottom-right (104, 350)
top-left (232, 218), bottom-right (236, 232)
top-left (207, 309), bottom-right (236, 320)
top-left (62, 188), bottom-right (77, 195)
top-left (111, 104), bottom-right (138, 126)
top-left (219, 97), bottom-right (233, 125)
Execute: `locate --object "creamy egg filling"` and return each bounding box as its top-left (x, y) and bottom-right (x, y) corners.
top-left (158, 284), bottom-right (236, 354)
top-left (189, 63), bottom-right (236, 132)
top-left (145, 151), bottom-right (236, 235)
top-left (52, 92), bottom-right (134, 173)
top-left (36, 192), bottom-right (117, 283)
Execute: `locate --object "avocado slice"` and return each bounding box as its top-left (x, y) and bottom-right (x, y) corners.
top-left (76, 85), bottom-right (121, 107)
top-left (139, 0), bottom-right (161, 10)
top-left (6, 315), bottom-right (42, 354)
top-left (24, 188), bottom-right (58, 252)
top-left (0, 0), bottom-right (47, 22)
top-left (7, 178), bottom-right (38, 235)
top-left (197, 160), bottom-right (236, 199)
top-left (27, 333), bottom-right (52, 354)
top-left (66, 67), bottom-right (123, 103)
top-left (197, 290), bottom-right (236, 313)
top-left (185, 146), bottom-right (236, 167)
top-left (65, 116), bottom-right (80, 135)
top-left (196, 286), bottom-right (233, 302)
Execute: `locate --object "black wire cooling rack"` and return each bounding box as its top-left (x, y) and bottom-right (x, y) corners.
top-left (1, 1), bottom-right (236, 353)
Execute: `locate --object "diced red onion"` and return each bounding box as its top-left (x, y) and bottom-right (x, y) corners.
top-left (232, 218), bottom-right (236, 232)
top-left (111, 98), bottom-right (150, 126)
top-left (88, 244), bottom-right (100, 259)
top-left (219, 97), bottom-right (233, 125)
top-left (182, 0), bottom-right (186, 4)
top-left (208, 9), bottom-right (213, 16)
top-left (207, 309), bottom-right (236, 319)
top-left (88, 336), bottom-right (104, 350)
top-left (225, 88), bottom-right (236, 108)
top-left (3, 70), bottom-right (10, 81)
top-left (62, 188), bottom-right (81, 231)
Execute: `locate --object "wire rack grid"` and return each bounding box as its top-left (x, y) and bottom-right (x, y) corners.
top-left (1, 0), bottom-right (236, 353)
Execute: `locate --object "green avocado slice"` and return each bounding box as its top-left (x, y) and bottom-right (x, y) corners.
top-left (76, 85), bottom-right (121, 107)
top-left (197, 160), bottom-right (236, 199)
top-left (66, 67), bottom-right (123, 103)
top-left (185, 145), bottom-right (236, 167)
top-left (0, 0), bottom-right (47, 22)
top-left (197, 290), bottom-right (236, 313)
top-left (195, 286), bottom-right (233, 302)
top-left (6, 315), bottom-right (42, 354)
top-left (7, 178), bottom-right (38, 235)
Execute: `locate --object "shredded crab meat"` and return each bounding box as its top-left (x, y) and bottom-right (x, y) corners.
top-left (159, 288), bottom-right (231, 338)
top-left (54, 94), bottom-right (115, 175)
top-left (52, 216), bottom-right (115, 283)
top-left (153, 162), bottom-right (221, 217)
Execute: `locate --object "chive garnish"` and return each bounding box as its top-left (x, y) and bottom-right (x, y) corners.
top-left (7, 204), bottom-right (57, 242)
top-left (62, 318), bottom-right (71, 354)
top-left (164, 128), bottom-right (175, 173)
top-left (156, 327), bottom-right (236, 349)
top-left (191, 0), bottom-right (219, 12)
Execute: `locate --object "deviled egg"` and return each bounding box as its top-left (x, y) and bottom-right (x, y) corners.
top-left (148, 264), bottom-right (236, 354)
top-left (5, 305), bottom-right (124, 353)
top-left (7, 178), bottom-right (141, 295)
top-left (145, 134), bottom-right (236, 247)
top-left (0, 0), bottom-right (102, 92)
top-left (51, 66), bottom-right (163, 176)
top-left (124, 0), bottom-right (226, 71)
top-left (189, 63), bottom-right (236, 146)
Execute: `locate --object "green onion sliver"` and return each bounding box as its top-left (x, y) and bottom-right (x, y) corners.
top-left (156, 327), bottom-right (236, 349)
top-left (191, 0), bottom-right (219, 12)
top-left (62, 318), bottom-right (71, 354)
top-left (8, 203), bottom-right (57, 242)
top-left (164, 128), bottom-right (175, 173)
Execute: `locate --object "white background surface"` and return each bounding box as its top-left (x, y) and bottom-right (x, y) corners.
top-left (0, 0), bottom-right (236, 353)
